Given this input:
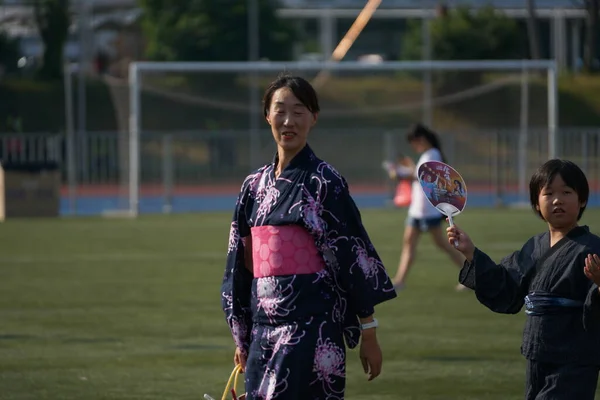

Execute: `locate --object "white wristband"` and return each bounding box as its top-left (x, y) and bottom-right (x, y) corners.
top-left (360, 318), bottom-right (378, 330)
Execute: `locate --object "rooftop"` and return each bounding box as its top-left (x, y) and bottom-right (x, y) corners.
top-left (280, 0), bottom-right (582, 9)
top-left (0, 0), bottom-right (585, 9)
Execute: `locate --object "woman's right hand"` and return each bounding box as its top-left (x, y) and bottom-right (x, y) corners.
top-left (234, 347), bottom-right (247, 372)
top-left (446, 224), bottom-right (475, 262)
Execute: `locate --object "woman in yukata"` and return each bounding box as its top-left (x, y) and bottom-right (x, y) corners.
top-left (221, 74), bottom-right (397, 399)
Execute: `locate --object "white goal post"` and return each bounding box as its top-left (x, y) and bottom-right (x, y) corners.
top-left (126, 59), bottom-right (558, 217)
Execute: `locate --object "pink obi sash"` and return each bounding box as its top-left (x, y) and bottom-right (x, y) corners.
top-left (251, 225), bottom-right (325, 278)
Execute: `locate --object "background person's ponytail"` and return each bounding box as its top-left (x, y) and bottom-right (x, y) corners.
top-left (406, 123), bottom-right (447, 163)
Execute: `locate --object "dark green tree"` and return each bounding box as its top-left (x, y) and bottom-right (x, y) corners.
top-left (33, 0), bottom-right (70, 80)
top-left (138, 0), bottom-right (295, 62)
top-left (581, 0), bottom-right (599, 72)
top-left (0, 0), bottom-right (20, 76)
top-left (402, 5), bottom-right (523, 62)
top-left (526, 0), bottom-right (542, 60)
top-left (0, 34), bottom-right (20, 76)
top-left (402, 5), bottom-right (524, 92)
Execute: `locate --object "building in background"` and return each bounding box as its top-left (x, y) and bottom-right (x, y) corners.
top-left (0, 0), bottom-right (140, 77)
top-left (280, 0), bottom-right (586, 71)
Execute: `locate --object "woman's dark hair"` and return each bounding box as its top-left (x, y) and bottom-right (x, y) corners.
top-left (406, 123), bottom-right (446, 162)
top-left (262, 74), bottom-right (320, 117)
top-left (529, 159), bottom-right (589, 220)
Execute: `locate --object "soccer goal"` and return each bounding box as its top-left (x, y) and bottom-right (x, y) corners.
top-left (116, 59), bottom-right (558, 217)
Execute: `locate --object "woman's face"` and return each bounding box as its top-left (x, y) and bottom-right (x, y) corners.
top-left (266, 87), bottom-right (317, 154)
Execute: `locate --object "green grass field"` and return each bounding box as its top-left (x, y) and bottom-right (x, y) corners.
top-left (2, 208), bottom-right (600, 400)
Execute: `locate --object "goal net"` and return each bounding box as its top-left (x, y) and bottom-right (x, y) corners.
top-left (111, 60), bottom-right (558, 216)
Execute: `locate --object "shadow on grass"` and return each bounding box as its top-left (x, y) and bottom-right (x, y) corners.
top-left (61, 337), bottom-right (121, 344)
top-left (0, 333), bottom-right (36, 340)
top-left (421, 355), bottom-right (486, 362)
top-left (170, 343), bottom-right (228, 351)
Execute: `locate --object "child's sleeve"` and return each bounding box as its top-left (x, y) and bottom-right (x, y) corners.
top-left (394, 165), bottom-right (413, 179)
top-left (583, 284), bottom-right (600, 333)
top-left (583, 245), bottom-right (600, 333)
top-left (459, 238), bottom-right (536, 314)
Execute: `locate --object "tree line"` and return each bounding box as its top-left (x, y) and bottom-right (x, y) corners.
top-left (0, 0), bottom-right (599, 81)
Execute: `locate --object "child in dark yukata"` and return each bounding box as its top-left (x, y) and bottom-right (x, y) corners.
top-left (447, 159), bottom-right (600, 400)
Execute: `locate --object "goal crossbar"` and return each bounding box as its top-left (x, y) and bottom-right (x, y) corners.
top-left (131, 59), bottom-right (557, 72)
top-left (127, 59), bottom-right (559, 217)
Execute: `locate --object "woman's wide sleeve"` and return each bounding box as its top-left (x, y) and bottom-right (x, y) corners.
top-left (221, 184), bottom-right (253, 355)
top-left (314, 167), bottom-right (397, 318)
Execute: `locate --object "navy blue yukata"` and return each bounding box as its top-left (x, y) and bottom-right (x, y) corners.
top-left (221, 144), bottom-right (397, 399)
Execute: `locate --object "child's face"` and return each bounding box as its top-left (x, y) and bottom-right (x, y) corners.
top-left (536, 174), bottom-right (585, 229)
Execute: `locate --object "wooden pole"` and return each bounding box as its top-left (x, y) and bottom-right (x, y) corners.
top-left (312, 0), bottom-right (382, 89)
top-left (0, 163), bottom-right (5, 222)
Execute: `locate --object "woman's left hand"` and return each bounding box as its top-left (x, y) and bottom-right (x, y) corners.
top-left (234, 346), bottom-right (247, 372)
top-left (584, 254), bottom-right (600, 286)
top-left (359, 330), bottom-right (382, 381)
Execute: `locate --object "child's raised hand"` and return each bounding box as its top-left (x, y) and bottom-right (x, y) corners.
top-left (381, 161), bottom-right (393, 171)
top-left (446, 223), bottom-right (475, 262)
top-left (583, 254), bottom-right (600, 286)
top-left (400, 156), bottom-right (415, 167)
top-left (381, 161), bottom-right (397, 179)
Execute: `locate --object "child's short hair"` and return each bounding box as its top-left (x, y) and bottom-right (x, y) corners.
top-left (529, 159), bottom-right (589, 220)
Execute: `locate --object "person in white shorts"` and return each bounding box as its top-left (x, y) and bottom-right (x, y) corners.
top-left (387, 123), bottom-right (467, 291)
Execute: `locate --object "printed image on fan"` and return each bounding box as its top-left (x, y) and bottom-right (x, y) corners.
top-left (418, 161), bottom-right (467, 214)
